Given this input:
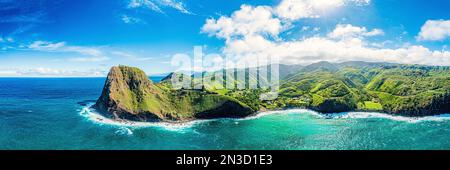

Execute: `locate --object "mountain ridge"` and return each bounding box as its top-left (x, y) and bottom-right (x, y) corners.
top-left (95, 61), bottom-right (450, 122)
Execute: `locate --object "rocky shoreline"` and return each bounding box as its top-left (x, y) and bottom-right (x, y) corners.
top-left (95, 64), bottom-right (450, 122)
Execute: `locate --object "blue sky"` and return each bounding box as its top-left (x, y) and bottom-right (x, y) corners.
top-left (0, 0), bottom-right (449, 77)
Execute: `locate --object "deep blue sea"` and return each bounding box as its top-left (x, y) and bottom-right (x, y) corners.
top-left (1, 77), bottom-right (450, 150)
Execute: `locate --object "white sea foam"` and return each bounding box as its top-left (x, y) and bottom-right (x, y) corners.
top-left (238, 109), bottom-right (322, 120)
top-left (317, 112), bottom-right (450, 123)
top-left (79, 103), bottom-right (450, 130)
top-left (115, 127), bottom-right (133, 136)
top-left (78, 103), bottom-right (209, 132)
top-left (239, 109), bottom-right (450, 123)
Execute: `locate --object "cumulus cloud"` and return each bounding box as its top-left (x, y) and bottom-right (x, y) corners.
top-left (202, 5), bottom-right (281, 42)
top-left (417, 20), bottom-right (450, 41)
top-left (275, 0), bottom-right (370, 21)
top-left (127, 0), bottom-right (192, 14)
top-left (201, 0), bottom-right (450, 66)
top-left (202, 1), bottom-right (372, 41)
top-left (276, 0), bottom-right (343, 20)
top-left (224, 36), bottom-right (449, 66)
top-left (327, 24), bottom-right (384, 39)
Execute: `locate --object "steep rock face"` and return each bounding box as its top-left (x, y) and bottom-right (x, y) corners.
top-left (95, 66), bottom-right (163, 121)
top-left (94, 66), bottom-right (254, 122)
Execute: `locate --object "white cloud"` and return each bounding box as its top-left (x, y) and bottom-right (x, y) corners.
top-left (328, 24), bottom-right (384, 39)
top-left (0, 37), bottom-right (14, 43)
top-left (350, 0), bottom-right (371, 6)
top-left (275, 0), bottom-right (370, 21)
top-left (160, 0), bottom-right (192, 14)
top-left (202, 0), bottom-right (450, 66)
top-left (127, 0), bottom-right (192, 14)
top-left (111, 51), bottom-right (136, 58)
top-left (222, 36), bottom-right (450, 66)
top-left (110, 50), bottom-right (164, 61)
top-left (202, 1), bottom-right (371, 42)
top-left (364, 29), bottom-right (384, 36)
top-left (417, 20), bottom-right (450, 41)
top-left (6, 37), bottom-right (14, 42)
top-left (28, 41), bottom-right (108, 62)
top-left (21, 68), bottom-right (61, 76)
top-left (137, 57), bottom-right (156, 61)
top-left (122, 15), bottom-right (143, 24)
top-left (312, 27), bottom-right (320, 32)
top-left (276, 0), bottom-right (343, 20)
top-left (128, 0), bottom-right (163, 13)
top-left (0, 70), bottom-right (17, 76)
top-left (66, 46), bottom-right (103, 57)
top-left (224, 35), bottom-right (275, 55)
top-left (68, 56), bottom-right (109, 62)
top-left (29, 41), bottom-right (66, 50)
top-left (0, 68), bottom-right (107, 77)
top-left (301, 26), bottom-right (310, 31)
top-left (202, 5), bottom-right (281, 41)
top-left (27, 41), bottom-right (152, 63)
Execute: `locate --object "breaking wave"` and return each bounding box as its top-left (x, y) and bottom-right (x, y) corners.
top-left (78, 103), bottom-right (210, 132)
top-left (239, 109), bottom-right (450, 123)
top-left (78, 102), bottom-right (450, 131)
top-left (319, 112), bottom-right (450, 123)
top-left (115, 127), bottom-right (133, 136)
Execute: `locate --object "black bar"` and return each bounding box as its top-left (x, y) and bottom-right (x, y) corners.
top-left (1, 150), bottom-right (449, 169)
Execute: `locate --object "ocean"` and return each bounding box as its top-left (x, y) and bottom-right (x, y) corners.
top-left (1, 77), bottom-right (450, 150)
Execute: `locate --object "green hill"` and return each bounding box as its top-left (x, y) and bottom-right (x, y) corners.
top-left (94, 65), bottom-right (253, 122)
top-left (95, 62), bottom-right (450, 122)
top-left (269, 62), bottom-right (450, 116)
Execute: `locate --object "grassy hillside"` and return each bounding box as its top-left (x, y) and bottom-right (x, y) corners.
top-left (95, 65), bottom-right (254, 122)
top-left (269, 62), bottom-right (450, 116)
top-left (188, 61), bottom-right (449, 116)
top-left (96, 62), bottom-right (450, 122)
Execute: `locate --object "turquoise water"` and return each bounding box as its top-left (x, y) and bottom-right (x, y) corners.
top-left (1, 78), bottom-right (450, 150)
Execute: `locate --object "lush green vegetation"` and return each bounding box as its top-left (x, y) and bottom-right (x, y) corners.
top-left (197, 61), bottom-right (449, 116)
top-left (271, 62), bottom-right (450, 115)
top-left (97, 62), bottom-right (450, 122)
top-left (95, 65), bottom-right (253, 121)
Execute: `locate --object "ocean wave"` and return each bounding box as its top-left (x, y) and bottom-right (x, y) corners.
top-left (79, 103), bottom-right (450, 130)
top-left (321, 112), bottom-right (450, 123)
top-left (78, 103), bottom-right (209, 132)
top-left (115, 127), bottom-right (133, 136)
top-left (239, 109), bottom-right (450, 123)
top-left (238, 109), bottom-right (322, 120)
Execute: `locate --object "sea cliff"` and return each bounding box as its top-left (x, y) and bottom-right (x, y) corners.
top-left (95, 62), bottom-right (450, 122)
top-left (94, 65), bottom-right (254, 122)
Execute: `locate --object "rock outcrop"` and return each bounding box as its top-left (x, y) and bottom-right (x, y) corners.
top-left (95, 62), bottom-right (450, 122)
top-left (94, 65), bottom-right (254, 122)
